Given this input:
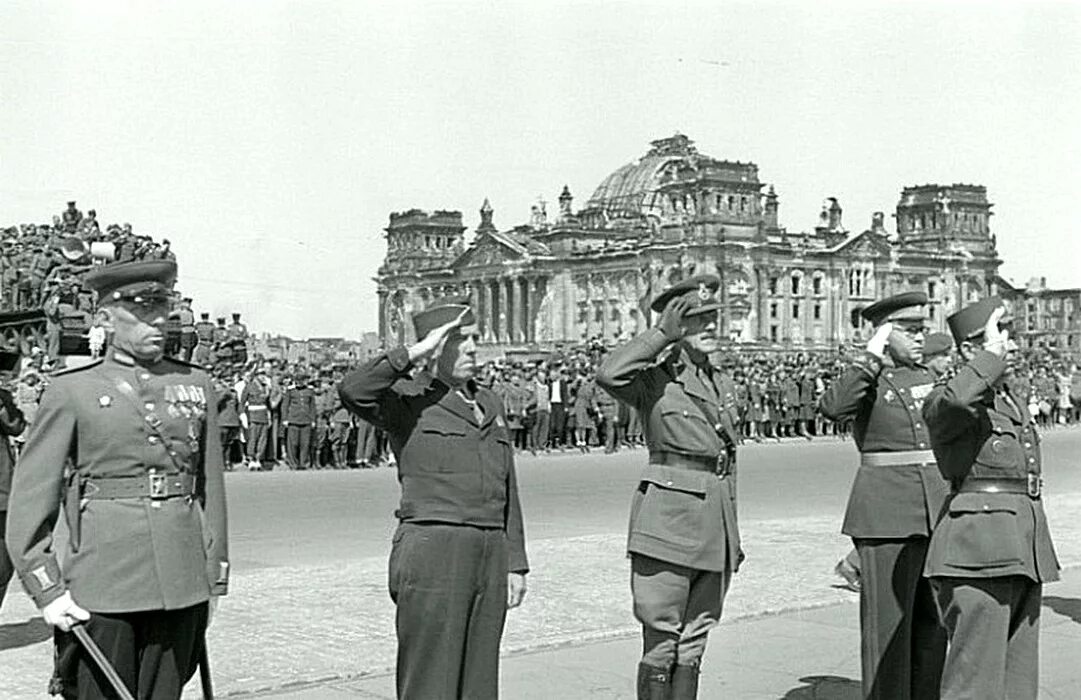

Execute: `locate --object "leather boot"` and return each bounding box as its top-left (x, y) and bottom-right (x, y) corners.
top-left (636, 663), bottom-right (672, 700)
top-left (670, 664), bottom-right (700, 700)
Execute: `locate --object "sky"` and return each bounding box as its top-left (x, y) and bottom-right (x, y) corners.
top-left (2, 0), bottom-right (1078, 340)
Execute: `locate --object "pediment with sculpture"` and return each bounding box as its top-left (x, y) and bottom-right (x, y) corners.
top-left (452, 235), bottom-right (524, 270)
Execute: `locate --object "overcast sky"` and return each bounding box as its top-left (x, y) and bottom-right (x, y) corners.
top-left (2, 0), bottom-right (1078, 339)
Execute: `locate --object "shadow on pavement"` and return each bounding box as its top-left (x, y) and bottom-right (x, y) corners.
top-left (1044, 596), bottom-right (1081, 625)
top-left (0, 617), bottom-right (51, 651)
top-left (782, 674), bottom-right (861, 699)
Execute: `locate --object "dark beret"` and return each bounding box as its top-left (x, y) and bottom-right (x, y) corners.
top-left (947, 296), bottom-right (1012, 346)
top-left (84, 259), bottom-right (177, 302)
top-left (860, 291), bottom-right (928, 326)
top-left (923, 332), bottom-right (954, 358)
top-left (412, 296), bottom-right (477, 341)
top-left (650, 274), bottom-right (722, 316)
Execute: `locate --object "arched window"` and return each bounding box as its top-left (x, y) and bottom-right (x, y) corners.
top-left (791, 271), bottom-right (803, 296)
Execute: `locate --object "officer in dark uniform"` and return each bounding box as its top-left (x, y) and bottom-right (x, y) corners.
top-left (922, 297), bottom-right (1059, 699)
top-left (338, 297), bottom-right (529, 700)
top-left (922, 332), bottom-right (954, 378)
top-left (596, 275), bottom-right (741, 700)
top-left (228, 312), bottom-right (248, 366)
top-left (211, 318), bottom-right (230, 366)
top-left (4, 260), bottom-right (229, 700)
top-left (818, 291), bottom-right (948, 700)
top-left (282, 375), bottom-right (316, 470)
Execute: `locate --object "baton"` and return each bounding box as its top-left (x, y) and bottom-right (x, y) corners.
top-left (71, 624), bottom-right (136, 700)
top-left (199, 637), bottom-right (215, 700)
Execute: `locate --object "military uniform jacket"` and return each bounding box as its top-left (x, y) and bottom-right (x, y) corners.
top-left (240, 379), bottom-right (272, 424)
top-left (4, 350), bottom-right (229, 613)
top-left (596, 328), bottom-right (741, 573)
top-left (338, 347), bottom-right (529, 573)
top-left (818, 351), bottom-right (950, 539)
top-left (922, 350), bottom-right (1059, 582)
top-left (282, 387), bottom-right (316, 425)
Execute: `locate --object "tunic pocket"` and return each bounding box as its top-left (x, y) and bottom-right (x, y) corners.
top-left (943, 501), bottom-right (1023, 569)
top-left (631, 475), bottom-right (707, 549)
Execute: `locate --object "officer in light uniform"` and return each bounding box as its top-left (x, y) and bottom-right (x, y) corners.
top-left (338, 297), bottom-right (528, 700)
top-left (922, 297), bottom-right (1059, 699)
top-left (4, 260), bottom-right (229, 700)
top-left (596, 275), bottom-right (741, 700)
top-left (818, 291), bottom-right (948, 699)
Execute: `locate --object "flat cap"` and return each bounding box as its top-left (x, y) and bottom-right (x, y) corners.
top-left (650, 274), bottom-right (722, 317)
top-left (946, 296), bottom-right (1012, 346)
top-left (412, 296), bottom-right (477, 341)
top-left (84, 259), bottom-right (177, 302)
top-left (861, 291), bottom-right (928, 326)
top-left (923, 332), bottom-right (954, 358)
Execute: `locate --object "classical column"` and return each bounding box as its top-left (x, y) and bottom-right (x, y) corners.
top-left (511, 277), bottom-right (523, 343)
top-left (483, 280), bottom-right (494, 342)
top-left (495, 278), bottom-right (506, 343)
top-left (468, 281), bottom-right (481, 332)
top-left (521, 277), bottom-right (531, 342)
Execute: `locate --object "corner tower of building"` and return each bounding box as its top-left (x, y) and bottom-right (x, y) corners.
top-left (895, 184), bottom-right (995, 256)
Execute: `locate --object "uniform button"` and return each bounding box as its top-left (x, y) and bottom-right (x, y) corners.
top-left (908, 404), bottom-right (915, 410)
top-left (918, 442), bottom-right (926, 448)
top-left (145, 402), bottom-right (156, 411)
top-left (666, 480), bottom-right (673, 486)
top-left (1024, 442), bottom-right (1032, 448)
top-left (983, 505), bottom-right (990, 511)
top-left (140, 373), bottom-right (151, 382)
top-left (915, 422), bottom-right (922, 428)
top-left (886, 372), bottom-right (894, 378)
top-left (147, 436), bottom-right (160, 445)
top-left (682, 411), bottom-right (688, 417)
top-left (1029, 457), bottom-right (1036, 464)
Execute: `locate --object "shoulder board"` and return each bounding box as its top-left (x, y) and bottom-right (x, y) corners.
top-left (933, 366), bottom-right (960, 388)
top-left (162, 356), bottom-right (207, 371)
top-left (49, 357), bottom-right (104, 376)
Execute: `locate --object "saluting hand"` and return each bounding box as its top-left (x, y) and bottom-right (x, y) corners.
top-left (866, 322), bottom-right (893, 358)
top-left (984, 306), bottom-right (1010, 357)
top-left (657, 297), bottom-right (692, 342)
top-left (407, 308), bottom-right (470, 364)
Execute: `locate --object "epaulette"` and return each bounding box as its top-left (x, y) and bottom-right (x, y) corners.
top-left (48, 357), bottom-right (104, 376)
top-left (162, 355), bottom-right (206, 370)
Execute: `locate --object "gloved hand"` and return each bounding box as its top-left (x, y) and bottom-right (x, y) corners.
top-left (657, 297), bottom-right (692, 342)
top-left (42, 592), bottom-right (91, 632)
top-left (866, 322), bottom-right (893, 358)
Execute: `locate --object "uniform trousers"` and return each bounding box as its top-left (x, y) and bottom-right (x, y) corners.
top-left (389, 522), bottom-right (508, 700)
top-left (52, 602), bottom-right (208, 700)
top-left (630, 554), bottom-right (729, 669)
top-left (0, 513), bottom-right (13, 609)
top-left (355, 419), bottom-right (377, 463)
top-left (930, 576), bottom-right (1041, 700)
top-left (531, 410), bottom-right (550, 451)
top-left (855, 537), bottom-right (945, 700)
top-left (550, 404), bottom-right (567, 447)
top-left (246, 421), bottom-right (269, 462)
top-left (285, 423), bottom-right (313, 470)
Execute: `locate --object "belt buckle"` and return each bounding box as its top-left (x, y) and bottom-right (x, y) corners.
top-left (1027, 473), bottom-right (1042, 499)
top-left (149, 473), bottom-right (168, 499)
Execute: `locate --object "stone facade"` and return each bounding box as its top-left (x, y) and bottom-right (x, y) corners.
top-left (999, 278), bottom-right (1081, 356)
top-left (377, 134), bottom-right (1006, 356)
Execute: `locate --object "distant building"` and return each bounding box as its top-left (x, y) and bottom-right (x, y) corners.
top-left (376, 134), bottom-right (1025, 356)
top-left (999, 277), bottom-right (1081, 356)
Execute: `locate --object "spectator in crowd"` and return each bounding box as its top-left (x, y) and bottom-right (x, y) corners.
top-left (282, 374), bottom-right (316, 470)
top-left (0, 350), bottom-right (28, 611)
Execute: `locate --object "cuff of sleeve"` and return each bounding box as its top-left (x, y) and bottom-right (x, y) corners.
top-left (387, 346), bottom-right (413, 373)
top-left (21, 559), bottom-right (66, 608)
top-left (644, 327), bottom-right (674, 353)
top-left (508, 559), bottom-right (530, 575)
top-left (969, 349), bottom-right (1006, 384)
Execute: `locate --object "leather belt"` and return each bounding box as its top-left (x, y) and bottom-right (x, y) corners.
top-left (649, 451), bottom-right (732, 477)
top-left (954, 475), bottom-right (1042, 499)
top-left (83, 473), bottom-right (196, 501)
top-left (860, 450), bottom-right (936, 467)
top-left (246, 404), bottom-right (267, 410)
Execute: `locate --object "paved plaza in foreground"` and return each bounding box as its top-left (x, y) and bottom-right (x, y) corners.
top-left (2, 430), bottom-right (1080, 698)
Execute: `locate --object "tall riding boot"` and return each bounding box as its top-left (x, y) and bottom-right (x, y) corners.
top-left (671, 664), bottom-right (700, 699)
top-left (636, 663), bottom-right (672, 700)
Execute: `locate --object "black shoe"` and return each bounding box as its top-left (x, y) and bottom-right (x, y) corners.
top-left (671, 664), bottom-right (699, 700)
top-left (637, 663), bottom-right (672, 700)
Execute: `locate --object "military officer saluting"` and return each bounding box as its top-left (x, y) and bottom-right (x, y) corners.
top-left (817, 291), bottom-right (947, 699)
top-left (338, 297), bottom-right (528, 700)
top-left (596, 275), bottom-right (742, 700)
top-left (922, 297), bottom-right (1059, 699)
top-left (4, 260), bottom-right (229, 700)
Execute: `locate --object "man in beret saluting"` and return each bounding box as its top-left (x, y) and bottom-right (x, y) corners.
top-left (818, 291), bottom-right (948, 699)
top-left (5, 259), bottom-right (229, 699)
top-left (338, 297), bottom-right (528, 700)
top-left (596, 274), bottom-right (742, 700)
top-left (922, 297), bottom-right (1059, 699)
